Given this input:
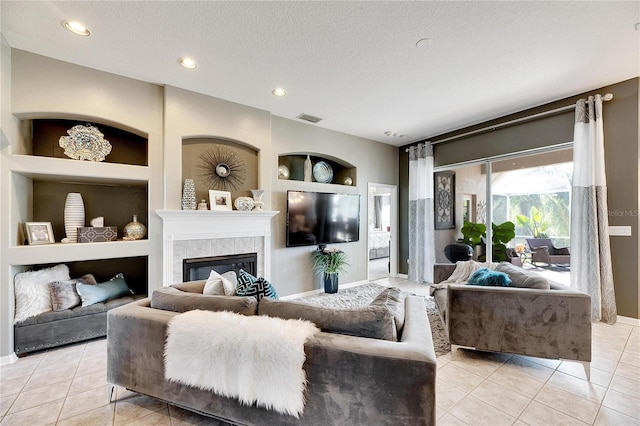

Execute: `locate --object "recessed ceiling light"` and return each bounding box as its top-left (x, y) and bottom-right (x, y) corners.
top-left (62, 20), bottom-right (90, 36)
top-left (415, 38), bottom-right (431, 48)
top-left (384, 131), bottom-right (407, 138)
top-left (272, 87), bottom-right (287, 97)
top-left (178, 57), bottom-right (197, 69)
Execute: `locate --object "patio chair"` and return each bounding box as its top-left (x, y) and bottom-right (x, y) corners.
top-left (526, 238), bottom-right (570, 266)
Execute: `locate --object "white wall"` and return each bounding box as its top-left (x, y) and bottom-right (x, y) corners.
top-left (271, 116), bottom-right (398, 295)
top-left (163, 86), bottom-right (272, 210)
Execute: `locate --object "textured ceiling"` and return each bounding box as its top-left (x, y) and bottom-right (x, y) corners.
top-left (1, 1), bottom-right (639, 145)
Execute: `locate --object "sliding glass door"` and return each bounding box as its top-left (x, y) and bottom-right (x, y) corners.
top-left (434, 148), bottom-right (572, 284)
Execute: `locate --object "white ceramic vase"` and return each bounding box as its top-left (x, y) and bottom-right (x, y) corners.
top-left (64, 192), bottom-right (85, 243)
top-left (304, 155), bottom-right (312, 182)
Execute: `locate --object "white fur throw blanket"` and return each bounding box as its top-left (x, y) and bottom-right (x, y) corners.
top-left (429, 260), bottom-right (497, 296)
top-left (164, 310), bottom-right (319, 418)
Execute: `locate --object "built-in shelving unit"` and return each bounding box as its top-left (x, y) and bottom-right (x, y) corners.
top-left (278, 153), bottom-right (357, 186)
top-left (7, 118), bottom-right (150, 291)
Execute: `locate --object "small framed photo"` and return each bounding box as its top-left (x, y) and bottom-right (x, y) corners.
top-left (209, 190), bottom-right (232, 211)
top-left (24, 222), bottom-right (55, 245)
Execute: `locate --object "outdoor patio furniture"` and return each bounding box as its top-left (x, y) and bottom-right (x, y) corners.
top-left (526, 238), bottom-right (570, 266)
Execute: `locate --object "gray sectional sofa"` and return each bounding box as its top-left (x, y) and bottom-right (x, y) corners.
top-left (431, 262), bottom-right (592, 378)
top-left (107, 281), bottom-right (437, 425)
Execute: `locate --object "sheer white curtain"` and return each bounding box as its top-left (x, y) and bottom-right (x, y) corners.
top-left (408, 143), bottom-right (435, 283)
top-left (570, 95), bottom-right (617, 324)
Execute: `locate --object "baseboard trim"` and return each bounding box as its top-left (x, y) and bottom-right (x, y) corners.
top-left (281, 279), bottom-right (369, 300)
top-left (617, 315), bottom-right (640, 326)
top-left (0, 352), bottom-right (18, 366)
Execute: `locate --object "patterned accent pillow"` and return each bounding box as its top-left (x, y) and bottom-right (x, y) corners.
top-left (236, 269), bottom-right (278, 301)
top-left (49, 274), bottom-right (98, 311)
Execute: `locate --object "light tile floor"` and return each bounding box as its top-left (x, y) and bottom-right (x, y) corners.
top-left (1, 277), bottom-right (638, 425)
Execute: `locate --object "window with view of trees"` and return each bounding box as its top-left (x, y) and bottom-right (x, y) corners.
top-left (492, 163), bottom-right (572, 248)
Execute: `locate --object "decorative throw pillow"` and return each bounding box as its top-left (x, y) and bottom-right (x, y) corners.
top-left (467, 268), bottom-right (511, 287)
top-left (76, 273), bottom-right (133, 306)
top-left (49, 274), bottom-right (98, 311)
top-left (258, 298), bottom-right (397, 341)
top-left (236, 269), bottom-right (278, 301)
top-left (14, 264), bottom-right (70, 324)
top-left (495, 262), bottom-right (550, 289)
top-left (369, 287), bottom-right (406, 335)
top-left (203, 270), bottom-right (237, 296)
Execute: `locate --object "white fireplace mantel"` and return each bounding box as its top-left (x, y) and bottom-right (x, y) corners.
top-left (156, 210), bottom-right (279, 285)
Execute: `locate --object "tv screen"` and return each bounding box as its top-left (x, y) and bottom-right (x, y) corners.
top-left (286, 190), bottom-right (360, 247)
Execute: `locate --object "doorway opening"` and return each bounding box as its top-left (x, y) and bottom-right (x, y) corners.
top-left (368, 183), bottom-right (398, 281)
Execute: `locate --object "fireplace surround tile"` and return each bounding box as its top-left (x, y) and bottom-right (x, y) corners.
top-left (234, 237), bottom-right (255, 254)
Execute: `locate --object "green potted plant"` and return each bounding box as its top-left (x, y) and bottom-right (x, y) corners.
top-left (490, 221), bottom-right (516, 261)
top-left (311, 247), bottom-right (349, 293)
top-left (459, 220), bottom-right (515, 262)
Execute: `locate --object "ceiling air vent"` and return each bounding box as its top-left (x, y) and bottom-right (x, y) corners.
top-left (296, 113), bottom-right (322, 124)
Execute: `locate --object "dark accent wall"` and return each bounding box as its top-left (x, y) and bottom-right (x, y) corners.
top-left (398, 78), bottom-right (639, 319)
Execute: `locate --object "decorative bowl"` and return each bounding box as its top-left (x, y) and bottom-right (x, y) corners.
top-left (234, 196), bottom-right (255, 211)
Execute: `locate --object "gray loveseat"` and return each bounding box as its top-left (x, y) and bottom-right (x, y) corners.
top-left (107, 281), bottom-right (437, 425)
top-left (431, 262), bottom-right (591, 378)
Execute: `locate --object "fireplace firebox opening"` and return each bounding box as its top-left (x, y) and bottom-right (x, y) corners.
top-left (182, 253), bottom-right (257, 282)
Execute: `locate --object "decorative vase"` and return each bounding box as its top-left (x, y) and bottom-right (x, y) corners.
top-left (250, 189), bottom-right (264, 211)
top-left (234, 197), bottom-right (255, 211)
top-left (64, 192), bottom-right (85, 243)
top-left (304, 155), bottom-right (312, 182)
top-left (197, 199), bottom-right (208, 210)
top-left (124, 215), bottom-right (146, 240)
top-left (323, 273), bottom-right (339, 294)
top-left (443, 243), bottom-right (473, 263)
top-left (278, 164), bottom-right (290, 180)
top-left (182, 179), bottom-right (196, 210)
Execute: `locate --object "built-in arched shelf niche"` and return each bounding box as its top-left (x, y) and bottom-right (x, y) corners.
top-left (278, 153), bottom-right (356, 186)
top-left (181, 137), bottom-right (259, 203)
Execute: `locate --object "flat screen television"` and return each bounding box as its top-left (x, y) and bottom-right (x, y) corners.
top-left (286, 190), bottom-right (360, 247)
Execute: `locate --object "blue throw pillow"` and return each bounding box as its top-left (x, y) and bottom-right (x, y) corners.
top-left (76, 273), bottom-right (132, 306)
top-left (467, 268), bottom-right (511, 287)
top-left (236, 269), bottom-right (278, 301)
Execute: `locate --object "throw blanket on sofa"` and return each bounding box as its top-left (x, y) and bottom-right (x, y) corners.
top-left (429, 260), bottom-right (497, 296)
top-left (164, 310), bottom-right (319, 418)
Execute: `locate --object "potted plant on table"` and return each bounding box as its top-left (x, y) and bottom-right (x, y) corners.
top-left (311, 246), bottom-right (349, 294)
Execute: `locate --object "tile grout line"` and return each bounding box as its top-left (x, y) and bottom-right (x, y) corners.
top-left (54, 342), bottom-right (87, 425)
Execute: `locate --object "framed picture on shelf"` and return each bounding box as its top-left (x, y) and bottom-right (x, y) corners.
top-left (434, 171), bottom-right (456, 229)
top-left (24, 222), bottom-right (55, 245)
top-left (209, 190), bottom-right (232, 211)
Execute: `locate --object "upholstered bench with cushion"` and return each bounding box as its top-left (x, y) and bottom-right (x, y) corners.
top-left (13, 264), bottom-right (145, 355)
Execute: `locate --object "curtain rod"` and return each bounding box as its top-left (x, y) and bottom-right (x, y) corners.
top-left (405, 93), bottom-right (613, 151)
